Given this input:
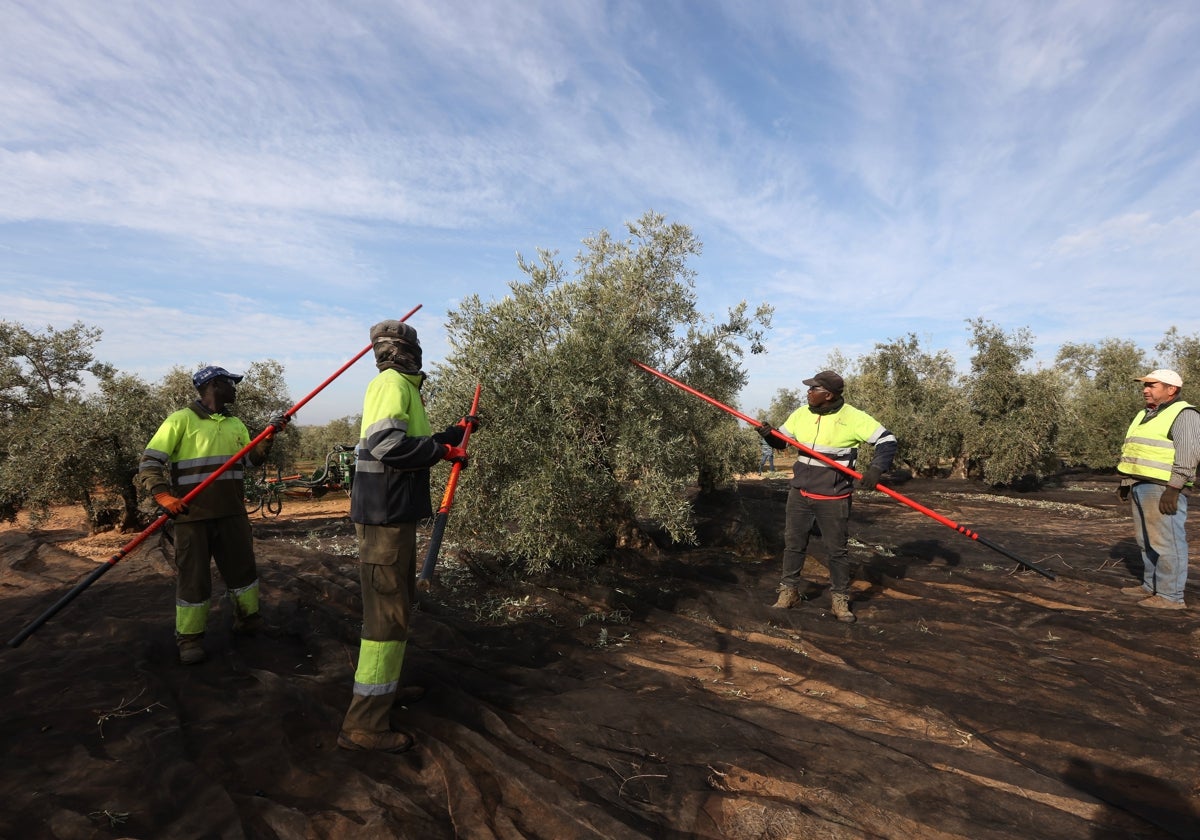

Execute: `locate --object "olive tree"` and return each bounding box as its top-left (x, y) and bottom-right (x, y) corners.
top-left (849, 334), bottom-right (969, 477)
top-left (429, 211), bottom-right (771, 572)
top-left (1156, 327), bottom-right (1200, 391)
top-left (960, 319), bottom-right (1063, 485)
top-left (761, 388), bottom-right (804, 429)
top-left (297, 416), bottom-right (361, 463)
top-left (1055, 338), bottom-right (1148, 469)
top-left (0, 321), bottom-right (119, 523)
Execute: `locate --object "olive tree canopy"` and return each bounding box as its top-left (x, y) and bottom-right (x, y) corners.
top-left (429, 212), bottom-right (771, 572)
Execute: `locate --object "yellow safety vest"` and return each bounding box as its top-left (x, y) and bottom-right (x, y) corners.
top-left (1118, 400), bottom-right (1195, 485)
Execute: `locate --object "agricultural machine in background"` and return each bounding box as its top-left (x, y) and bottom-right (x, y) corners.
top-left (244, 444), bottom-right (357, 517)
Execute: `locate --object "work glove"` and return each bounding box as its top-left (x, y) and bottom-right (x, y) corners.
top-left (859, 465), bottom-right (884, 492)
top-left (1117, 484), bottom-right (1130, 502)
top-left (154, 492), bottom-right (189, 517)
top-left (269, 415), bottom-right (290, 431)
top-left (441, 444), bottom-right (469, 468)
top-left (458, 414), bottom-right (481, 432)
top-left (757, 422), bottom-right (787, 450)
top-left (1159, 486), bottom-right (1181, 515)
top-left (433, 425), bottom-right (466, 446)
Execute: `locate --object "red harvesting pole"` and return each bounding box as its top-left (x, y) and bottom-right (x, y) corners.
top-left (417, 382), bottom-right (482, 592)
top-left (631, 359), bottom-right (1055, 581)
top-left (7, 304), bottom-right (424, 648)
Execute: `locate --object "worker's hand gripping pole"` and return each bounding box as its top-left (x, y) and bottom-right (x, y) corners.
top-left (417, 382), bottom-right (482, 593)
top-left (6, 305), bottom-right (424, 649)
top-left (631, 359), bottom-right (1055, 581)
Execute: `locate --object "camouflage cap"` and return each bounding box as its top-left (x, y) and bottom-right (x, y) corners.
top-left (369, 320), bottom-right (420, 346)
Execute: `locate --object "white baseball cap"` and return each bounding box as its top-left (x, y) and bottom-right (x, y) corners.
top-left (1135, 369), bottom-right (1183, 387)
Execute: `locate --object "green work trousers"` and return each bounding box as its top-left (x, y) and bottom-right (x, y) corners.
top-left (342, 522), bottom-right (416, 734)
top-left (173, 515), bottom-right (258, 636)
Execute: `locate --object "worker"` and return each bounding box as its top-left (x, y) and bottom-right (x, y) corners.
top-left (338, 320), bottom-right (473, 753)
top-left (138, 365), bottom-right (284, 664)
top-left (759, 370), bottom-right (897, 623)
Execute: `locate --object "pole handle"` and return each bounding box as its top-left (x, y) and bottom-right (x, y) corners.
top-left (415, 383), bottom-right (482, 592)
top-left (417, 513), bottom-right (450, 592)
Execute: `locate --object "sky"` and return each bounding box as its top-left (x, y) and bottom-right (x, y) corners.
top-left (3, 0), bottom-right (1199, 424)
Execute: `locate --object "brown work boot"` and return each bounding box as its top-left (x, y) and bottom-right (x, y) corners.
top-left (831, 593), bottom-right (856, 624)
top-left (771, 586), bottom-right (801, 609)
top-left (337, 728), bottom-right (415, 753)
top-left (1138, 595), bottom-right (1186, 611)
top-left (177, 635), bottom-right (206, 665)
top-left (1120, 585), bottom-right (1150, 597)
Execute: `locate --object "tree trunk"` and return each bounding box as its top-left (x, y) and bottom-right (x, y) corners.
top-left (949, 452), bottom-right (970, 480)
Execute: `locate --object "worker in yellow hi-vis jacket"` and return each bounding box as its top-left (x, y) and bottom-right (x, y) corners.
top-left (137, 365), bottom-right (282, 665)
top-left (338, 320), bottom-right (472, 754)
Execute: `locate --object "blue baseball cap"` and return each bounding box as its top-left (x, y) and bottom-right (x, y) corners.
top-left (193, 365), bottom-right (244, 389)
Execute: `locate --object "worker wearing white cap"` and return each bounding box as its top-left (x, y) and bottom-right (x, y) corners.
top-left (1117, 369), bottom-right (1200, 610)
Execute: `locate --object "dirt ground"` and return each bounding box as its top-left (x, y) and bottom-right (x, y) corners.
top-left (2, 471), bottom-right (1200, 839)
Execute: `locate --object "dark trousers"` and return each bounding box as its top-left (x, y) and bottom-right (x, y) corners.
top-left (356, 522), bottom-right (417, 643)
top-left (781, 490), bottom-right (853, 594)
top-left (174, 516), bottom-right (257, 604)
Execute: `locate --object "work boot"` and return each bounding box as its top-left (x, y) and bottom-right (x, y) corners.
top-left (337, 728), bottom-right (415, 753)
top-left (177, 634), bottom-right (206, 665)
top-left (771, 586), bottom-right (801, 609)
top-left (1138, 595), bottom-right (1186, 611)
top-left (831, 593), bottom-right (856, 624)
top-left (1120, 585), bottom-right (1150, 597)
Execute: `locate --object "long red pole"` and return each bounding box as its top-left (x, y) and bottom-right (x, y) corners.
top-left (7, 304), bottom-right (423, 648)
top-left (417, 382), bottom-right (482, 592)
top-left (631, 359), bottom-right (1055, 580)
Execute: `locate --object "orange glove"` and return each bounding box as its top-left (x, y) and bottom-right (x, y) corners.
top-left (154, 492), bottom-right (189, 516)
top-left (441, 444), bottom-right (469, 468)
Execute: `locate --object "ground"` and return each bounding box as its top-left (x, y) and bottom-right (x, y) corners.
top-left (2, 471), bottom-right (1199, 839)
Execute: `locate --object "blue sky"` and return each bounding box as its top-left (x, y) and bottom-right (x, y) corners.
top-left (3, 1), bottom-right (1198, 424)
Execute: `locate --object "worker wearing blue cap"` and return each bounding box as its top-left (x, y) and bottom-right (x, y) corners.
top-left (137, 365), bottom-right (284, 664)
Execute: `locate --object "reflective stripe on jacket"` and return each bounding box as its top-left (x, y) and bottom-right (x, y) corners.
top-left (782, 403), bottom-right (897, 497)
top-left (350, 370), bottom-right (442, 525)
top-left (1118, 400), bottom-right (1196, 486)
top-left (137, 402), bottom-right (257, 521)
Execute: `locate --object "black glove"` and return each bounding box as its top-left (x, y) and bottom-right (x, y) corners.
top-left (758, 422), bottom-right (787, 450)
top-left (433, 424), bottom-right (466, 446)
top-left (1117, 484), bottom-right (1130, 502)
top-left (859, 465), bottom-right (884, 492)
top-left (269, 415), bottom-right (290, 431)
top-left (1159, 486), bottom-right (1181, 515)
top-left (458, 414), bottom-right (481, 432)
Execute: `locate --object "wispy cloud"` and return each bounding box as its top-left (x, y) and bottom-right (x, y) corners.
top-left (2, 1), bottom-right (1198, 420)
